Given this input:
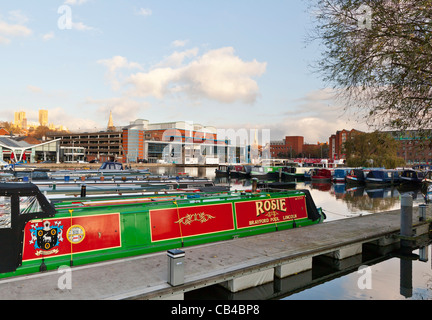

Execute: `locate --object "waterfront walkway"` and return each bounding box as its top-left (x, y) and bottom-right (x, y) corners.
top-left (0, 206), bottom-right (430, 300)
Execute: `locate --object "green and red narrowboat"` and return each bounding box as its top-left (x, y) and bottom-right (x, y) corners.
top-left (0, 183), bottom-right (325, 279)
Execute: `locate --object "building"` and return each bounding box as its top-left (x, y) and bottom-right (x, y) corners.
top-left (270, 136), bottom-right (304, 159)
top-left (0, 136), bottom-right (61, 163)
top-left (387, 130), bottom-right (432, 165)
top-left (329, 129), bottom-right (362, 160)
top-left (39, 110), bottom-right (48, 127)
top-left (14, 111), bottom-right (27, 129)
top-left (123, 119), bottom-right (235, 164)
top-left (48, 131), bottom-right (123, 163)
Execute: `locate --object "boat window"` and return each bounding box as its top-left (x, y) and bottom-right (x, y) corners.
top-left (19, 196), bottom-right (42, 215)
top-left (0, 196), bottom-right (11, 229)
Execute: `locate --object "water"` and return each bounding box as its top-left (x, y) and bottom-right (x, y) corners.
top-left (149, 166), bottom-right (432, 300)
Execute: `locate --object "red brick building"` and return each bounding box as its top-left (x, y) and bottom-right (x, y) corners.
top-left (270, 136), bottom-right (304, 158)
top-left (329, 129), bottom-right (363, 160)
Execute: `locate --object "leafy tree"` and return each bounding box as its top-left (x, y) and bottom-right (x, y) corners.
top-left (308, 0), bottom-right (432, 135)
top-left (343, 131), bottom-right (405, 168)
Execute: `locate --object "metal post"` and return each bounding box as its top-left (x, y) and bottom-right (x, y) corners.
top-left (419, 204), bottom-right (427, 222)
top-left (400, 194), bottom-right (413, 248)
top-left (167, 249), bottom-right (185, 287)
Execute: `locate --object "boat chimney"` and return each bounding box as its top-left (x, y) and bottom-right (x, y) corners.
top-left (252, 178), bottom-right (258, 193)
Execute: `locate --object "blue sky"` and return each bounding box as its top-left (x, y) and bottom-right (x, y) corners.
top-left (0, 0), bottom-right (367, 143)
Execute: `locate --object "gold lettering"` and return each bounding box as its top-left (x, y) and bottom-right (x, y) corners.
top-left (256, 201), bottom-right (264, 216)
top-left (280, 199), bottom-right (286, 212)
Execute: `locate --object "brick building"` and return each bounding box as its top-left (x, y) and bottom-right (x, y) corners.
top-left (270, 136), bottom-right (304, 158)
top-left (329, 129), bottom-right (363, 160)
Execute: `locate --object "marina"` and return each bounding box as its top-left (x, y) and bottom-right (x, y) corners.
top-left (0, 164), bottom-right (431, 300)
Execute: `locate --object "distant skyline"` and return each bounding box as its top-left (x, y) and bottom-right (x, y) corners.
top-left (0, 1), bottom-right (370, 143)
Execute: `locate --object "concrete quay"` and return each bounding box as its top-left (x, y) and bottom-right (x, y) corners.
top-left (0, 205), bottom-right (430, 300)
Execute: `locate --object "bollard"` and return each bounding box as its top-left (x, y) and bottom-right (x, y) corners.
top-left (80, 184), bottom-right (87, 198)
top-left (167, 249), bottom-right (185, 287)
top-left (419, 204), bottom-right (427, 222)
top-left (400, 194), bottom-right (413, 248)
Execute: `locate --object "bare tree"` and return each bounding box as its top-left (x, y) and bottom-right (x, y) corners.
top-left (308, 0), bottom-right (432, 135)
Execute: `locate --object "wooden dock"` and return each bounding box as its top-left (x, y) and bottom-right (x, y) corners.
top-left (0, 205), bottom-right (430, 300)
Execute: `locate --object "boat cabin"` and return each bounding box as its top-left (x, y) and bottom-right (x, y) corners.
top-left (0, 183), bottom-right (56, 273)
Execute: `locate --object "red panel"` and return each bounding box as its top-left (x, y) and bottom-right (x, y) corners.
top-left (22, 213), bottom-right (121, 261)
top-left (235, 196), bottom-right (308, 229)
top-left (150, 203), bottom-right (234, 242)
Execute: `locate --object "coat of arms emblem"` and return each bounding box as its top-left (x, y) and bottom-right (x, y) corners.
top-left (29, 221), bottom-right (64, 256)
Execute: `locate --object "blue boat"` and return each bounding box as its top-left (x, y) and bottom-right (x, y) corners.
top-left (346, 168), bottom-right (366, 184)
top-left (365, 169), bottom-right (400, 186)
top-left (333, 168), bottom-right (351, 183)
top-left (400, 169), bottom-right (426, 185)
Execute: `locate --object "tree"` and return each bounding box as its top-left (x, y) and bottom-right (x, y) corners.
top-left (308, 0), bottom-right (432, 135)
top-left (343, 131), bottom-right (405, 168)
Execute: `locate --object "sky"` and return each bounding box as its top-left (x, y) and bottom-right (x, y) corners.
top-left (0, 0), bottom-right (369, 144)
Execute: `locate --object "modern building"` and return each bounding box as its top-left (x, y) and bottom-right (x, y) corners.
top-left (123, 119), bottom-right (236, 164)
top-left (47, 131), bottom-right (123, 163)
top-left (0, 136), bottom-right (61, 163)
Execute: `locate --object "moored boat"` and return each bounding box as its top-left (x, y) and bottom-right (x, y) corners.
top-left (332, 168), bottom-right (351, 183)
top-left (250, 166), bottom-right (284, 180)
top-left (365, 169), bottom-right (400, 187)
top-left (311, 169), bottom-right (332, 182)
top-left (0, 183), bottom-right (325, 278)
top-left (346, 169), bottom-right (366, 184)
top-left (400, 169), bottom-right (426, 185)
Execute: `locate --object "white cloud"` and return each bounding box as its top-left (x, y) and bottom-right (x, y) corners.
top-left (71, 21), bottom-right (95, 31)
top-left (27, 85), bottom-right (43, 93)
top-left (0, 19), bottom-right (32, 37)
top-left (125, 47), bottom-right (267, 104)
top-left (172, 39), bottom-right (188, 48)
top-left (42, 32), bottom-right (55, 41)
top-left (98, 56), bottom-right (142, 90)
top-left (0, 10), bottom-right (32, 44)
top-left (64, 0), bottom-right (90, 5)
top-left (136, 8), bottom-right (152, 16)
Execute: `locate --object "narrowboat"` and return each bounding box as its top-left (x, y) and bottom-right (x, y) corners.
top-left (0, 183), bottom-right (325, 278)
top-left (400, 169), bottom-right (426, 185)
top-left (311, 169), bottom-right (332, 182)
top-left (346, 169), bottom-right (366, 184)
top-left (237, 165), bottom-right (252, 179)
top-left (229, 165), bottom-right (246, 178)
top-left (332, 168), bottom-right (351, 183)
top-left (215, 165), bottom-right (232, 177)
top-left (280, 167), bottom-right (309, 181)
top-left (365, 169), bottom-right (400, 187)
top-left (250, 166), bottom-right (283, 180)
top-left (304, 168), bottom-right (318, 181)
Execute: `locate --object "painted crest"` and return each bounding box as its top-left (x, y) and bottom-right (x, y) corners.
top-left (29, 221), bottom-right (64, 256)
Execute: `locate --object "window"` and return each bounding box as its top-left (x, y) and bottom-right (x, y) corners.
top-left (20, 196), bottom-right (42, 215)
top-left (0, 196), bottom-right (11, 229)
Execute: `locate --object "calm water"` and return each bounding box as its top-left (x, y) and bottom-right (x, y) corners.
top-left (149, 166), bottom-right (432, 300)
